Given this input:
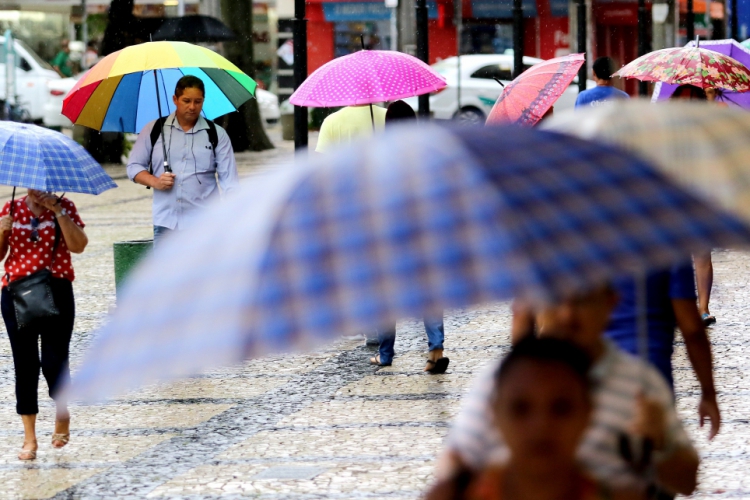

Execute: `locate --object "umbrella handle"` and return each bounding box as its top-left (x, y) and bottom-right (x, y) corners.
top-left (9, 186), bottom-right (14, 218)
top-left (153, 70), bottom-right (172, 174)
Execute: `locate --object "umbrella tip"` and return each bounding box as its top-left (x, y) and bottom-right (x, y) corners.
top-left (360, 34), bottom-right (365, 50)
top-left (493, 77), bottom-right (506, 88)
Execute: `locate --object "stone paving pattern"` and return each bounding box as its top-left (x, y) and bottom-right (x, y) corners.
top-left (0, 129), bottom-right (748, 498)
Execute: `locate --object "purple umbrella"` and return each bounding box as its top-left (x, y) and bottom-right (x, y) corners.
top-left (289, 50), bottom-right (446, 108)
top-left (652, 39), bottom-right (750, 108)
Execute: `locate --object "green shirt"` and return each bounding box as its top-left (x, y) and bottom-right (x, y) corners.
top-left (51, 51), bottom-right (72, 77)
top-left (315, 105), bottom-right (387, 153)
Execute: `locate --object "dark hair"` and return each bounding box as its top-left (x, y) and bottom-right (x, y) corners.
top-left (87, 40), bottom-right (97, 49)
top-left (671, 84), bottom-right (707, 100)
top-left (495, 337), bottom-right (592, 389)
top-left (175, 75), bottom-right (205, 97)
top-left (592, 57), bottom-right (616, 81)
top-left (386, 100), bottom-right (416, 124)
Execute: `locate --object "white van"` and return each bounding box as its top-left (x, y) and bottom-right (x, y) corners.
top-left (0, 37), bottom-right (61, 124)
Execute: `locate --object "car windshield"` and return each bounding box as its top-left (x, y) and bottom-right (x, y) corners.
top-left (14, 39), bottom-right (54, 71)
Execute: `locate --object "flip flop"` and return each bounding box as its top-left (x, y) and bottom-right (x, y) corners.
top-left (426, 357), bottom-right (450, 374)
top-left (702, 313), bottom-right (717, 326)
top-left (51, 433), bottom-right (69, 449)
top-left (18, 442), bottom-right (37, 461)
top-left (369, 355), bottom-right (391, 367)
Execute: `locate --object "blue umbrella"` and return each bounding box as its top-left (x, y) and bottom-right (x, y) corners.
top-left (0, 122), bottom-right (117, 195)
top-left (67, 125), bottom-right (750, 401)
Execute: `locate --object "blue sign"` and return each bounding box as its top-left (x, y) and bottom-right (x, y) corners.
top-left (471, 0), bottom-right (538, 18)
top-left (323, 1), bottom-right (438, 21)
top-left (549, 0), bottom-right (569, 16)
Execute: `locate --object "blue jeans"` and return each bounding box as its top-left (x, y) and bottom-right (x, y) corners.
top-left (153, 225), bottom-right (174, 247)
top-left (377, 314), bottom-right (444, 365)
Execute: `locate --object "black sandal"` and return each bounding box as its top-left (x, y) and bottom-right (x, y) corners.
top-left (426, 357), bottom-right (450, 374)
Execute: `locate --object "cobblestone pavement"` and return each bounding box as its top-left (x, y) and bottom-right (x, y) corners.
top-left (0, 128), bottom-right (749, 498)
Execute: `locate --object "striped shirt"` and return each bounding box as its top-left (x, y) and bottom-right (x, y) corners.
top-left (446, 341), bottom-right (694, 490)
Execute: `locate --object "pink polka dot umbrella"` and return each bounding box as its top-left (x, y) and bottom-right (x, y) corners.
top-left (289, 50), bottom-right (447, 107)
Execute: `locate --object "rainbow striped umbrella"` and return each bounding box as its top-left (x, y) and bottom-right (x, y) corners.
top-left (62, 41), bottom-right (257, 133)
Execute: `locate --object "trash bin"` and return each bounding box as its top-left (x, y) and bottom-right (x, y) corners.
top-left (113, 239), bottom-right (153, 294)
top-left (280, 99), bottom-right (294, 141)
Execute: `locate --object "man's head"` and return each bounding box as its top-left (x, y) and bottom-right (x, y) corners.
top-left (592, 57), bottom-right (616, 86)
top-left (491, 337), bottom-right (592, 475)
top-left (671, 84), bottom-right (708, 101)
top-left (534, 285), bottom-right (618, 359)
top-left (173, 76), bottom-right (205, 127)
top-left (60, 39), bottom-right (70, 53)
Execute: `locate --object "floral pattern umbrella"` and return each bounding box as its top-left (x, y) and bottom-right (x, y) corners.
top-left (615, 46), bottom-right (750, 92)
top-left (486, 53), bottom-right (585, 127)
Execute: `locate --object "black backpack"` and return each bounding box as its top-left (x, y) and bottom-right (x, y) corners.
top-left (147, 116), bottom-right (219, 175)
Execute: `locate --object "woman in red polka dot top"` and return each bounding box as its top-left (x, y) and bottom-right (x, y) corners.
top-left (0, 189), bottom-right (88, 461)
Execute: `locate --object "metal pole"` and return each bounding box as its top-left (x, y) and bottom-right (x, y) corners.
top-left (731, 0), bottom-right (739, 40)
top-left (455, 0), bottom-right (462, 111)
top-left (177, 0), bottom-right (185, 16)
top-left (390, 7), bottom-right (398, 50)
top-left (638, 0), bottom-right (648, 95)
top-left (293, 0), bottom-right (308, 150)
top-left (512, 0), bottom-right (524, 78)
top-left (576, 0), bottom-right (586, 93)
top-left (686, 0), bottom-right (695, 41)
top-left (81, 0), bottom-right (88, 51)
top-left (416, 0), bottom-right (430, 117)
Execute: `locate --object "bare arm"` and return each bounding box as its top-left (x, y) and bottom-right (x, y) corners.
top-left (673, 298), bottom-right (720, 439)
top-left (0, 215), bottom-right (11, 260)
top-left (36, 196), bottom-right (88, 254)
top-left (55, 212), bottom-right (88, 254)
top-left (133, 171), bottom-right (175, 191)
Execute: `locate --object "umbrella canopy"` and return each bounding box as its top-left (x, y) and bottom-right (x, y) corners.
top-left (486, 53), bottom-right (585, 126)
top-left (289, 50), bottom-right (446, 107)
top-left (652, 39), bottom-right (750, 108)
top-left (614, 45), bottom-right (750, 92)
top-left (0, 122), bottom-right (116, 194)
top-left (62, 41), bottom-right (257, 133)
top-left (66, 125), bottom-right (750, 402)
top-left (543, 100), bottom-right (750, 224)
top-left (151, 15), bottom-right (235, 43)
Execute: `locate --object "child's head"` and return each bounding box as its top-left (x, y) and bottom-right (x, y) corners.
top-left (491, 337), bottom-right (592, 474)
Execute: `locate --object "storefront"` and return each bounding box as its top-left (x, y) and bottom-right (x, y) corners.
top-left (305, 0), bottom-right (455, 72)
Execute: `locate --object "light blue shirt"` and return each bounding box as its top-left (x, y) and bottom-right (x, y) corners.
top-left (127, 113), bottom-right (239, 230)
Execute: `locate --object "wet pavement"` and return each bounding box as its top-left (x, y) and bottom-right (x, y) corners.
top-left (0, 127), bottom-right (749, 498)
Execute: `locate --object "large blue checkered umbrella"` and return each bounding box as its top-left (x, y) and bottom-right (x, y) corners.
top-left (67, 125), bottom-right (750, 401)
top-left (0, 121), bottom-right (116, 195)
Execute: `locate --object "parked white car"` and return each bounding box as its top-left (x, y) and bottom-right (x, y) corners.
top-left (0, 37), bottom-right (61, 124)
top-left (403, 54), bottom-right (596, 123)
top-left (44, 75), bottom-right (281, 129)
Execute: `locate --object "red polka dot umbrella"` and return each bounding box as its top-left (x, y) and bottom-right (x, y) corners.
top-left (486, 53), bottom-right (585, 127)
top-left (289, 50), bottom-right (446, 107)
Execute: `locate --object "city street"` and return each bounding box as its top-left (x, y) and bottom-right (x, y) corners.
top-left (0, 128), bottom-right (748, 499)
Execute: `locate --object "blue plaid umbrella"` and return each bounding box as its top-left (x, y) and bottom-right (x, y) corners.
top-left (0, 121), bottom-right (116, 194)
top-left (68, 125), bottom-right (750, 401)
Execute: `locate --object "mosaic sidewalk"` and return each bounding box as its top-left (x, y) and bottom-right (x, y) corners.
top-left (0, 129), bottom-right (748, 498)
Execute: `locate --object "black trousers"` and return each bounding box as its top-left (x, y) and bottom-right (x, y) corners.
top-left (2, 278), bottom-right (75, 415)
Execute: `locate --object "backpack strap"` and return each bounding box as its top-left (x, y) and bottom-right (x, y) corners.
top-left (148, 116), bottom-right (168, 176)
top-left (205, 119), bottom-right (219, 169)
